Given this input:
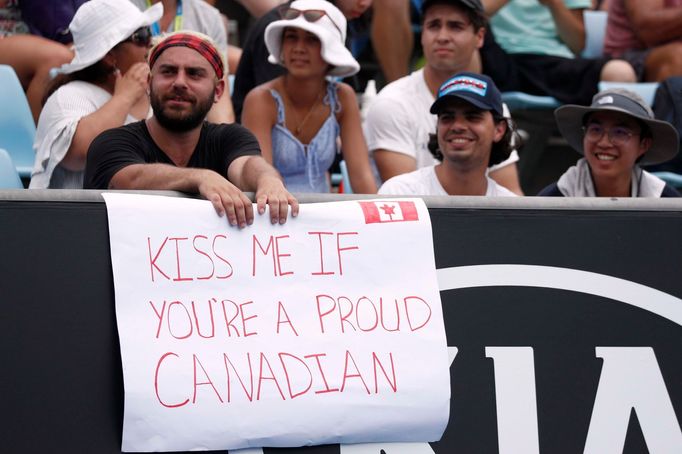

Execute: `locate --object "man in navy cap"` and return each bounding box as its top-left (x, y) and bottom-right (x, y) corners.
top-left (378, 72), bottom-right (518, 196)
top-left (365, 0), bottom-right (522, 194)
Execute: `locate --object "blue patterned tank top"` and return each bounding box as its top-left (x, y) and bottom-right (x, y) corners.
top-left (269, 81), bottom-right (340, 193)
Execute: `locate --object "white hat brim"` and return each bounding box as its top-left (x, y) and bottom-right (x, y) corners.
top-left (264, 17), bottom-right (359, 78)
top-left (58, 2), bottom-right (163, 75)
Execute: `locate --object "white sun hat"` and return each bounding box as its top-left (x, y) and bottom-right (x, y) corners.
top-left (57, 0), bottom-right (163, 75)
top-left (264, 0), bottom-right (359, 78)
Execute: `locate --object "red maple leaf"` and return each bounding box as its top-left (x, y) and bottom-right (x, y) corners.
top-left (380, 204), bottom-right (396, 220)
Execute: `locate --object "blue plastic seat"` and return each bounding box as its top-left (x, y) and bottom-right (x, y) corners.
top-left (501, 92), bottom-right (561, 111)
top-left (652, 171), bottom-right (682, 189)
top-left (582, 11), bottom-right (660, 106)
top-left (0, 148), bottom-right (24, 188)
top-left (0, 64), bottom-right (36, 179)
top-left (598, 81), bottom-right (660, 106)
top-left (582, 10), bottom-right (608, 58)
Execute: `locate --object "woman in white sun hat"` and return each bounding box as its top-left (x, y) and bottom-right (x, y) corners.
top-left (241, 0), bottom-right (377, 193)
top-left (538, 88), bottom-right (680, 197)
top-left (29, 0), bottom-right (162, 189)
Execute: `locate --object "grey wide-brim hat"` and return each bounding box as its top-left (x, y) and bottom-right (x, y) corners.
top-left (554, 88), bottom-right (679, 166)
top-left (57, 0), bottom-right (162, 75)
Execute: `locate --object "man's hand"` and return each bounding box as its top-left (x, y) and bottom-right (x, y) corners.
top-left (228, 155), bottom-right (299, 225)
top-left (254, 176), bottom-right (299, 225)
top-left (198, 171), bottom-right (254, 228)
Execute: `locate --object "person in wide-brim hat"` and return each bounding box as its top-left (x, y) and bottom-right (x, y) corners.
top-left (30, 0), bottom-right (162, 190)
top-left (263, 0), bottom-right (359, 78)
top-left (538, 88), bottom-right (680, 198)
top-left (58, 0), bottom-right (162, 74)
top-left (240, 0), bottom-right (377, 194)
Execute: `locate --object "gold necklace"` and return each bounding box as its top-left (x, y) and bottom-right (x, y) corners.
top-left (294, 95), bottom-right (321, 136)
top-left (284, 80), bottom-right (324, 137)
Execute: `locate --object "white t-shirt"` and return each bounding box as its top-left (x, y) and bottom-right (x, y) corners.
top-left (364, 68), bottom-right (519, 174)
top-left (378, 165), bottom-right (518, 197)
top-left (30, 81), bottom-right (142, 189)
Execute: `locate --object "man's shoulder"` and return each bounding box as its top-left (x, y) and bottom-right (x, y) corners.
top-left (106, 120), bottom-right (147, 136)
top-left (369, 70), bottom-right (428, 118)
top-left (203, 121), bottom-right (253, 137)
top-left (487, 178), bottom-right (519, 197)
top-left (201, 122), bottom-right (261, 151)
top-left (376, 69), bottom-right (425, 100)
top-left (379, 166), bottom-right (438, 195)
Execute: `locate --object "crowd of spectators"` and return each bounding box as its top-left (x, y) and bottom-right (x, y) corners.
top-left (1, 0), bottom-right (680, 200)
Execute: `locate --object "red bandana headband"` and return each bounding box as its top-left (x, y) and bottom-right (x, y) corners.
top-left (149, 33), bottom-right (224, 79)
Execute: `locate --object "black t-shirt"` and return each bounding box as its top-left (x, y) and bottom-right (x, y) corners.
top-left (83, 120), bottom-right (261, 189)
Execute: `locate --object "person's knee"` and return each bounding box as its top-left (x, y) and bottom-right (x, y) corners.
top-left (42, 45), bottom-right (73, 72)
top-left (600, 59), bottom-right (637, 83)
top-left (650, 43), bottom-right (682, 81)
top-left (643, 42), bottom-right (682, 81)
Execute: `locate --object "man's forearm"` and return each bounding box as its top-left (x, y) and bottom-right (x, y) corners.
top-left (626, 0), bottom-right (682, 46)
top-left (109, 163), bottom-right (209, 191)
top-left (236, 156), bottom-right (285, 192)
top-left (546, 1), bottom-right (585, 54)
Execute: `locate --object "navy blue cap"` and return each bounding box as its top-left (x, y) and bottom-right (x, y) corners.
top-left (430, 72), bottom-right (503, 117)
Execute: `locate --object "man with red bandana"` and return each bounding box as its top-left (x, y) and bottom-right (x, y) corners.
top-left (84, 31), bottom-right (298, 227)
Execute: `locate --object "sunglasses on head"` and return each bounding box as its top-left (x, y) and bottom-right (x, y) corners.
top-left (124, 26), bottom-right (152, 47)
top-left (281, 7), bottom-right (343, 40)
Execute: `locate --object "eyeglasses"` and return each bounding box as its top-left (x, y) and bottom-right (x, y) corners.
top-left (583, 123), bottom-right (639, 146)
top-left (281, 7), bottom-right (343, 40)
top-left (124, 26), bottom-right (152, 47)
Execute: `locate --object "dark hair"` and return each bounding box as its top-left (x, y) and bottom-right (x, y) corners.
top-left (421, 0), bottom-right (488, 32)
top-left (42, 54), bottom-right (117, 106)
top-left (427, 113), bottom-right (522, 167)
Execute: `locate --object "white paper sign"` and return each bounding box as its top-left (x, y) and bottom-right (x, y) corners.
top-left (103, 194), bottom-right (450, 452)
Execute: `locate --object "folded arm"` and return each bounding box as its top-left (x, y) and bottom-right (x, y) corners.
top-left (625, 0), bottom-right (682, 47)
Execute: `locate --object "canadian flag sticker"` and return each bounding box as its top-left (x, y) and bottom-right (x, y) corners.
top-left (359, 200), bottom-right (419, 224)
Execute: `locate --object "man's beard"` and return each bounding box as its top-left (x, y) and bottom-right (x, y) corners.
top-left (150, 87), bottom-right (214, 132)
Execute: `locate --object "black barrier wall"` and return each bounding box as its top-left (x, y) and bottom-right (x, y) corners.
top-left (1, 191), bottom-right (681, 454)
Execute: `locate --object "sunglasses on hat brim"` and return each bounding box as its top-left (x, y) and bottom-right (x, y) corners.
top-left (281, 7), bottom-right (343, 40)
top-left (124, 26), bottom-right (152, 47)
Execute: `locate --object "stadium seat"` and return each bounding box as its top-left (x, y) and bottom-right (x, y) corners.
top-left (501, 9), bottom-right (609, 111)
top-left (582, 10), bottom-right (608, 58)
top-left (652, 171), bottom-right (682, 189)
top-left (0, 65), bottom-right (36, 179)
top-left (584, 12), bottom-right (660, 107)
top-left (501, 92), bottom-right (561, 111)
top-left (0, 148), bottom-right (23, 188)
top-left (598, 81), bottom-right (660, 106)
